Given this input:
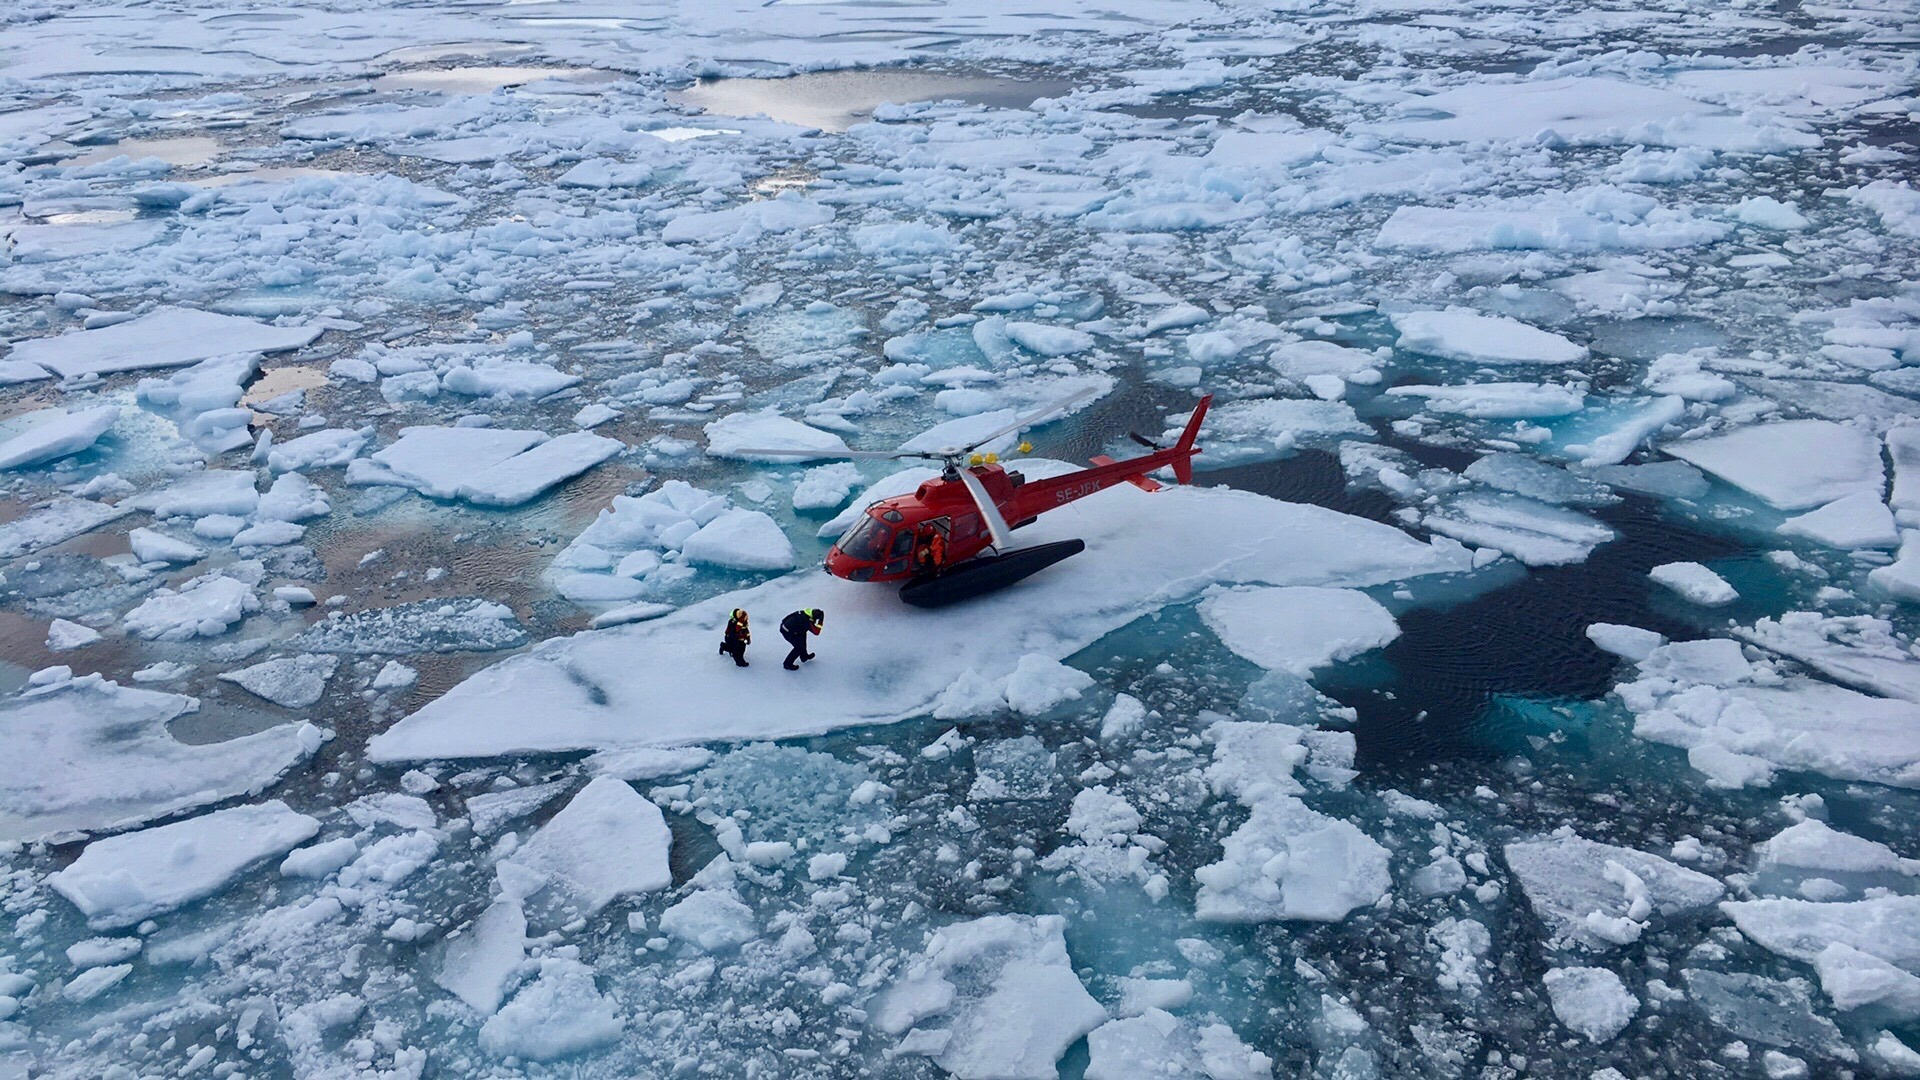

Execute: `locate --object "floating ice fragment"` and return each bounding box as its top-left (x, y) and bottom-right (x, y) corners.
top-left (218, 654), bottom-right (339, 708)
top-left (1392, 309), bottom-right (1587, 365)
top-left (436, 897), bottom-right (527, 1016)
top-left (477, 958), bottom-right (622, 1060)
top-left (679, 508), bottom-right (795, 571)
top-left (49, 800), bottom-right (320, 928)
top-left (874, 914), bottom-right (1106, 1080)
top-left (45, 618), bottom-right (101, 651)
top-left (0, 405), bottom-right (118, 470)
top-left (1666, 420), bottom-right (1884, 511)
top-left (1085, 1009), bottom-right (1273, 1080)
top-left (500, 777), bottom-right (671, 919)
top-left (704, 411), bottom-right (850, 462)
top-left (1505, 832), bottom-right (1723, 950)
top-left (1200, 586), bottom-right (1399, 676)
top-left (123, 575), bottom-right (257, 641)
top-left (1777, 492), bottom-right (1898, 550)
top-left (10, 308), bottom-right (320, 379)
top-left (1543, 967), bottom-right (1639, 1043)
top-left (1650, 561), bottom-right (1738, 606)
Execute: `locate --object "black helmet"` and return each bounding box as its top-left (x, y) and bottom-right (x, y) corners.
top-left (810, 608), bottom-right (824, 625)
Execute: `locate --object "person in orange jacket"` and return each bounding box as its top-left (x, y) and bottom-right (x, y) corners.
top-left (719, 608), bottom-right (751, 667)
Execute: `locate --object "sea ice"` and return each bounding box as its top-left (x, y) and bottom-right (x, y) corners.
top-left (1777, 491), bottom-right (1899, 550)
top-left (0, 498), bottom-right (129, 559)
top-left (217, 654), bottom-right (340, 709)
top-left (295, 599), bottom-right (527, 654)
top-left (45, 618), bottom-right (101, 651)
top-left (1084, 1010), bottom-right (1274, 1080)
top-left (1617, 640), bottom-right (1920, 788)
top-left (436, 897), bottom-right (527, 1016)
top-left (1423, 493), bottom-right (1616, 566)
top-left (1650, 562), bottom-right (1739, 606)
top-left (1504, 832), bottom-right (1724, 949)
top-left (497, 777), bottom-right (672, 920)
top-left (123, 575), bottom-right (257, 641)
top-left (1194, 793), bottom-right (1390, 923)
top-left (1543, 967), bottom-right (1639, 1043)
top-left (1384, 382), bottom-right (1585, 418)
top-left (1199, 586), bottom-right (1399, 675)
top-left (1665, 420), bottom-right (1884, 510)
top-left (873, 914), bottom-right (1106, 1080)
top-left (1392, 309), bottom-right (1587, 365)
top-left (0, 405), bottom-right (118, 470)
top-left (453, 431), bottom-right (623, 507)
top-left (477, 957), bottom-right (623, 1061)
top-left (678, 508), bottom-right (796, 571)
top-left (9, 307), bottom-right (321, 379)
top-left (49, 800), bottom-right (321, 928)
top-left (0, 673), bottom-right (319, 842)
top-left (705, 411), bottom-right (851, 461)
top-left (370, 479), bottom-right (1471, 759)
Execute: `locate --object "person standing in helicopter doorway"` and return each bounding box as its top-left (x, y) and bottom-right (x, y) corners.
top-left (719, 608), bottom-right (751, 667)
top-left (780, 608), bottom-right (824, 670)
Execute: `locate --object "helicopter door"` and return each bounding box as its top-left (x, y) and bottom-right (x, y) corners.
top-left (881, 527), bottom-right (918, 577)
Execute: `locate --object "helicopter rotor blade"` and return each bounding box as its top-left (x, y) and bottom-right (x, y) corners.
top-left (955, 466), bottom-right (1015, 551)
top-left (728, 447), bottom-right (917, 461)
top-left (952, 385), bottom-right (1102, 457)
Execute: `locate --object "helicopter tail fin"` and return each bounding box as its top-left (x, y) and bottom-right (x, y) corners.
top-left (1171, 393), bottom-right (1211, 485)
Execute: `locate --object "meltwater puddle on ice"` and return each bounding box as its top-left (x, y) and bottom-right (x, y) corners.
top-left (671, 68), bottom-right (1078, 132)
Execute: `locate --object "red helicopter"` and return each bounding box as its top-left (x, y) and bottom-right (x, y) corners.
top-left (740, 390), bottom-right (1211, 606)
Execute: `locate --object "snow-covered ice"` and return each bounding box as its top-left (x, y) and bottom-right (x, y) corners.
top-left (1199, 586), bottom-right (1400, 676)
top-left (874, 914), bottom-right (1106, 1079)
top-left (0, 674), bottom-right (319, 841)
top-left (49, 801), bottom-right (321, 928)
top-left (371, 481), bottom-right (1469, 758)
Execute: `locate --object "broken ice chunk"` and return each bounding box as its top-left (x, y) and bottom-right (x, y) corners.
top-left (476, 957), bottom-right (622, 1061)
top-left (0, 674), bottom-right (319, 842)
top-left (498, 777), bottom-right (672, 920)
top-left (1199, 585), bottom-right (1399, 676)
top-left (436, 897), bottom-right (527, 1016)
top-left (874, 914), bottom-right (1106, 1080)
top-left (704, 410), bottom-right (850, 462)
top-left (1650, 561), bottom-right (1739, 606)
top-left (1777, 492), bottom-right (1899, 550)
top-left (0, 404), bottom-right (119, 470)
top-left (1504, 832), bottom-right (1723, 950)
top-left (1543, 967), bottom-right (1639, 1043)
top-left (1666, 420), bottom-right (1884, 511)
top-left (48, 800), bottom-right (321, 928)
top-left (123, 575), bottom-right (257, 641)
top-left (218, 654), bottom-right (339, 709)
top-left (1194, 794), bottom-right (1390, 923)
top-left (9, 307), bottom-right (320, 379)
top-left (1084, 1009), bottom-right (1273, 1080)
top-left (1392, 308), bottom-right (1587, 365)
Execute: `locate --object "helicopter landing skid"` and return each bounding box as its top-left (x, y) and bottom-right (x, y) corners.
top-left (898, 539), bottom-right (1086, 608)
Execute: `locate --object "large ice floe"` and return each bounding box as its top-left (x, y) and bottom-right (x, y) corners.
top-left (0, 673), bottom-right (321, 842)
top-left (3, 0), bottom-right (1920, 1073)
top-left (370, 478), bottom-right (1468, 758)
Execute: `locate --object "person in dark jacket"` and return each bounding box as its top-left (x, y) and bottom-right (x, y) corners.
top-left (719, 608), bottom-right (751, 667)
top-left (780, 608), bottom-right (824, 670)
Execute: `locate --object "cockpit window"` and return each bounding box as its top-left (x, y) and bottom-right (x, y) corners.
top-left (837, 514), bottom-right (892, 561)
